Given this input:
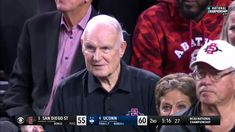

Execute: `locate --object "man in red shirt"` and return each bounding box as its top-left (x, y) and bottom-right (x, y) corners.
top-left (131, 0), bottom-right (231, 77)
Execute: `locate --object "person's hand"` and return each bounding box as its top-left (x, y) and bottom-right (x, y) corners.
top-left (20, 125), bottom-right (44, 132)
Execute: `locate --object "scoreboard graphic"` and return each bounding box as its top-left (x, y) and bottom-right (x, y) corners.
top-left (207, 6), bottom-right (228, 15)
top-left (16, 115), bottom-right (220, 126)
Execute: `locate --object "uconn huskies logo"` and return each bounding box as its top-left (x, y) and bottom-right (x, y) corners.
top-left (204, 43), bottom-right (222, 54)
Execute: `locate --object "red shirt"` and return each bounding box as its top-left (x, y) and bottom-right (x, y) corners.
top-left (131, 0), bottom-right (231, 77)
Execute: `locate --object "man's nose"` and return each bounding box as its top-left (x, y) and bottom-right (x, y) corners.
top-left (93, 49), bottom-right (102, 61)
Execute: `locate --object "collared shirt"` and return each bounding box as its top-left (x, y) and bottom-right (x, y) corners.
top-left (46, 61), bottom-right (160, 132)
top-left (53, 5), bottom-right (92, 98)
top-left (43, 6), bottom-right (92, 115)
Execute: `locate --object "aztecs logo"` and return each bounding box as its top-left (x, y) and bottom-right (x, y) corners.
top-left (126, 108), bottom-right (144, 116)
top-left (204, 43), bottom-right (222, 54)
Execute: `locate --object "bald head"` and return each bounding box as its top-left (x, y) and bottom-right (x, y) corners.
top-left (81, 15), bottom-right (124, 44)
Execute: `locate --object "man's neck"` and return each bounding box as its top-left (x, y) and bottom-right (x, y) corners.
top-left (201, 99), bottom-right (235, 132)
top-left (98, 65), bottom-right (121, 92)
top-left (63, 4), bottom-right (90, 28)
top-left (201, 98), bottom-right (235, 117)
top-left (193, 8), bottom-right (207, 22)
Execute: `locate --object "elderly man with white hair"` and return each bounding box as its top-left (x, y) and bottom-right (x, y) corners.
top-left (160, 40), bottom-right (235, 132)
top-left (45, 15), bottom-right (160, 132)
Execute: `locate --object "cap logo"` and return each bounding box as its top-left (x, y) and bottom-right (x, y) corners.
top-left (204, 43), bottom-right (222, 54)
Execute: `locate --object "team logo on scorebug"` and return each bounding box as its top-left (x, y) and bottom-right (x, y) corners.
top-left (17, 117), bottom-right (25, 124)
top-left (89, 117), bottom-right (95, 124)
top-left (27, 116), bottom-right (33, 124)
top-left (126, 108), bottom-right (144, 116)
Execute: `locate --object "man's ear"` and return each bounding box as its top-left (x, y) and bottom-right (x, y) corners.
top-left (120, 41), bottom-right (127, 58)
top-left (81, 39), bottom-right (85, 52)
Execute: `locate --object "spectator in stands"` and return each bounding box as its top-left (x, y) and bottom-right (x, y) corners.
top-left (160, 40), bottom-right (235, 132)
top-left (0, 0), bottom-right (56, 118)
top-left (155, 73), bottom-right (196, 116)
top-left (46, 15), bottom-right (159, 132)
top-left (221, 1), bottom-right (235, 46)
top-left (0, 0), bottom-right (56, 80)
top-left (131, 0), bottom-right (231, 77)
top-left (1, 0), bottom-right (96, 131)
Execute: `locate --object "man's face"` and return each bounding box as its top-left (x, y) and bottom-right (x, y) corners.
top-left (228, 11), bottom-right (235, 46)
top-left (82, 24), bottom-right (126, 78)
top-left (55, 0), bottom-right (84, 12)
top-left (177, 0), bottom-right (210, 20)
top-left (195, 63), bottom-right (235, 105)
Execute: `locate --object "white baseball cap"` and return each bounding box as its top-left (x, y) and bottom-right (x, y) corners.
top-left (190, 40), bottom-right (235, 70)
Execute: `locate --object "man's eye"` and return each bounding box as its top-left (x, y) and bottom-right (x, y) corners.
top-left (197, 71), bottom-right (206, 76)
top-left (102, 47), bottom-right (111, 53)
top-left (85, 45), bottom-right (95, 52)
top-left (211, 72), bottom-right (219, 76)
top-left (229, 26), bottom-right (235, 32)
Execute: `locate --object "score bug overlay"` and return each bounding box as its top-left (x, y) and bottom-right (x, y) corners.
top-left (16, 115), bottom-right (220, 126)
